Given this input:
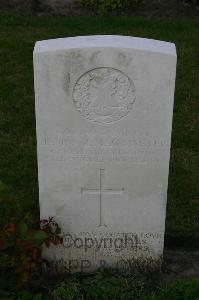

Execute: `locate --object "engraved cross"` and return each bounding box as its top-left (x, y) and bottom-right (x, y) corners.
top-left (81, 169), bottom-right (124, 227)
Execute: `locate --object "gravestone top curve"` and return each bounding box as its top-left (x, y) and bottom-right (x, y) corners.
top-left (34, 35), bottom-right (176, 56)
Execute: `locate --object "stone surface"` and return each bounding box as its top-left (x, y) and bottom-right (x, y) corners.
top-left (33, 35), bottom-right (177, 273)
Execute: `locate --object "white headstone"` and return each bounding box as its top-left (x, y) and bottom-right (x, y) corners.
top-left (34, 35), bottom-right (177, 273)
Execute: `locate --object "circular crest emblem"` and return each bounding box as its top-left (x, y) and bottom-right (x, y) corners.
top-left (73, 67), bottom-right (136, 124)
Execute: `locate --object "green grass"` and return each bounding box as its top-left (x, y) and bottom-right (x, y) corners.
top-left (50, 275), bottom-right (199, 300)
top-left (0, 15), bottom-right (198, 241)
top-left (1, 274), bottom-right (199, 300)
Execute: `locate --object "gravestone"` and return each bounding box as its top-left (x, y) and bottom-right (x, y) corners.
top-left (33, 35), bottom-right (177, 273)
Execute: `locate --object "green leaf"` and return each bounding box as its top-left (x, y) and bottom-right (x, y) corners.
top-left (30, 230), bottom-right (47, 246)
top-left (18, 290), bottom-right (33, 300)
top-left (33, 293), bottom-right (43, 300)
top-left (16, 222), bottom-right (28, 238)
top-left (0, 254), bottom-right (10, 267)
top-left (3, 236), bottom-right (15, 249)
top-left (0, 180), bottom-right (10, 201)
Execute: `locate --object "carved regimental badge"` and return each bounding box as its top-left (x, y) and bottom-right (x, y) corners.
top-left (73, 67), bottom-right (136, 124)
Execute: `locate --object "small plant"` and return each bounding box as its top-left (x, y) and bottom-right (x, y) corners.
top-left (40, 217), bottom-right (63, 247)
top-left (75, 0), bottom-right (142, 14)
top-left (0, 216), bottom-right (63, 285)
top-left (51, 282), bottom-right (80, 300)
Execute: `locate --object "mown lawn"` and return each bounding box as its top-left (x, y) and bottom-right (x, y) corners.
top-left (0, 15), bottom-right (198, 241)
